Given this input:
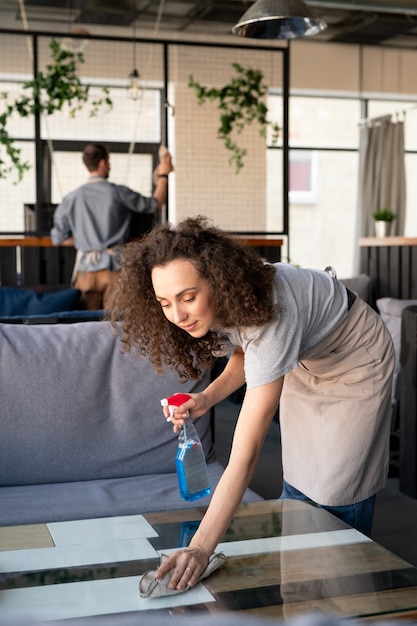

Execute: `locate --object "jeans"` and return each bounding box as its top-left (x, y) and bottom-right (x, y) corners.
top-left (280, 480), bottom-right (376, 536)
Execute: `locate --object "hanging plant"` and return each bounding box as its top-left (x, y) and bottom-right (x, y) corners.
top-left (0, 38), bottom-right (113, 183)
top-left (188, 62), bottom-right (280, 173)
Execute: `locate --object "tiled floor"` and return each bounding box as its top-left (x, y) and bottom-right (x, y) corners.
top-left (214, 398), bottom-right (417, 569)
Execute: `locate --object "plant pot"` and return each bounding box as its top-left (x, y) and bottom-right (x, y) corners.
top-left (374, 220), bottom-right (391, 238)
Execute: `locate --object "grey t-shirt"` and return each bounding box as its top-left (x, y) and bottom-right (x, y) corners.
top-left (215, 263), bottom-right (348, 388)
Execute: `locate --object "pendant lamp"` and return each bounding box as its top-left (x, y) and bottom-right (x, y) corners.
top-left (232, 0), bottom-right (327, 39)
top-left (127, 0), bottom-right (142, 99)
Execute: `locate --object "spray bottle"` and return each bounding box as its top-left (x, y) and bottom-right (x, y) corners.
top-left (161, 393), bottom-right (211, 502)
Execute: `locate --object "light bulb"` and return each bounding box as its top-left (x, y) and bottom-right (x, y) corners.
top-left (127, 68), bottom-right (142, 100)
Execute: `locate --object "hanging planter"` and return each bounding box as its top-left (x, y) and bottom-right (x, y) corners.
top-left (0, 39), bottom-right (113, 184)
top-left (188, 63), bottom-right (280, 173)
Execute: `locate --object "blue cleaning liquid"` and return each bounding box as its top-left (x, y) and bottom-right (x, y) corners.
top-left (176, 431), bottom-right (211, 502)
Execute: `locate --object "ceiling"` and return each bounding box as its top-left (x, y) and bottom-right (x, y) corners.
top-left (2, 0), bottom-right (417, 49)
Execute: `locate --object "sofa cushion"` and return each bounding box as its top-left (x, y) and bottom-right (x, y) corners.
top-left (376, 297), bottom-right (417, 399)
top-left (0, 462), bottom-right (262, 526)
top-left (0, 310), bottom-right (103, 324)
top-left (340, 274), bottom-right (373, 304)
top-left (0, 321), bottom-right (214, 487)
top-left (377, 297), bottom-right (417, 373)
top-left (0, 286), bottom-right (81, 316)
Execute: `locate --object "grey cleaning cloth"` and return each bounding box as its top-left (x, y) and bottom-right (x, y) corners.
top-left (139, 552), bottom-right (226, 598)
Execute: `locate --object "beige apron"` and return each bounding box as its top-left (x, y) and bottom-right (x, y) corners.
top-left (280, 295), bottom-right (395, 506)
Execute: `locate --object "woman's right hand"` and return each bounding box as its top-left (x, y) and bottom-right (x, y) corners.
top-left (162, 391), bottom-right (210, 432)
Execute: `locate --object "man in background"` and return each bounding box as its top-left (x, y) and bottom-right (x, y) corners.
top-left (51, 142), bottom-right (173, 309)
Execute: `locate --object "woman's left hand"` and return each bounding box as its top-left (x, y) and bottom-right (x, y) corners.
top-left (154, 547), bottom-right (209, 590)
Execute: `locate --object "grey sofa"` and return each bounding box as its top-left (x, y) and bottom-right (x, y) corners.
top-left (0, 320), bottom-right (261, 526)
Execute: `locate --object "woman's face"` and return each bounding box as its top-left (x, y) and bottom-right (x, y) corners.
top-left (152, 259), bottom-right (216, 338)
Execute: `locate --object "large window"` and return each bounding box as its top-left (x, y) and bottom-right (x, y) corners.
top-left (1, 31), bottom-right (417, 278)
top-left (43, 87), bottom-right (162, 144)
top-left (282, 95), bottom-right (417, 275)
top-left (0, 34), bottom-right (164, 233)
top-left (282, 96), bottom-right (361, 274)
top-left (0, 33), bottom-right (287, 238)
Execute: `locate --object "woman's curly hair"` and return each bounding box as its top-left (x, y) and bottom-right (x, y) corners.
top-left (109, 215), bottom-right (277, 381)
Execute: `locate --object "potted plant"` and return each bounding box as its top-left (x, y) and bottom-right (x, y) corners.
top-left (188, 63), bottom-right (280, 173)
top-left (372, 208), bottom-right (396, 237)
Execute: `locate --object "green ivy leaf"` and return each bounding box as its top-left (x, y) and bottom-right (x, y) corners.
top-left (188, 63), bottom-right (280, 172)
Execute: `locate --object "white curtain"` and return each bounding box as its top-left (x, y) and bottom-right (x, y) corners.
top-left (356, 115), bottom-right (406, 239)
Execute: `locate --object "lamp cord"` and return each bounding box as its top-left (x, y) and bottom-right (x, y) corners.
top-left (125, 0), bottom-right (166, 185)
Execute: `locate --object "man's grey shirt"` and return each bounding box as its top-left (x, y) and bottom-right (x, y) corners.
top-left (51, 176), bottom-right (157, 271)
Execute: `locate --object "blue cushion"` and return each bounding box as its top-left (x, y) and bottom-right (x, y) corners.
top-left (0, 310), bottom-right (103, 324)
top-left (0, 287), bottom-right (81, 316)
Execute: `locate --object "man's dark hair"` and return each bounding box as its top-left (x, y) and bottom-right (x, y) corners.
top-left (82, 143), bottom-right (109, 172)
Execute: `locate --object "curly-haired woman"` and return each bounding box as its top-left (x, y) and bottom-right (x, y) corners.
top-left (110, 215), bottom-right (394, 592)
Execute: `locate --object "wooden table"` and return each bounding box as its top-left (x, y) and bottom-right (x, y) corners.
top-left (1, 499), bottom-right (417, 622)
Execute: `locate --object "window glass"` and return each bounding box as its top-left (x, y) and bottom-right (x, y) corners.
top-left (289, 150), bottom-right (358, 278)
top-left (266, 95), bottom-right (284, 148)
top-left (266, 148), bottom-right (284, 231)
top-left (0, 142), bottom-right (35, 231)
top-left (0, 82), bottom-right (34, 139)
top-left (405, 153), bottom-right (417, 236)
top-left (289, 96), bottom-right (361, 149)
top-left (289, 150), bottom-right (317, 204)
top-left (42, 88), bottom-right (161, 143)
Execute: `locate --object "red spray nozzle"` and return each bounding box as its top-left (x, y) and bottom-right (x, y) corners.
top-left (162, 393), bottom-right (191, 407)
top-left (161, 394), bottom-right (191, 420)
top-left (168, 393), bottom-right (192, 406)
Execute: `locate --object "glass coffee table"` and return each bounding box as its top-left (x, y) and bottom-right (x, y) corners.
top-left (1, 499), bottom-right (417, 622)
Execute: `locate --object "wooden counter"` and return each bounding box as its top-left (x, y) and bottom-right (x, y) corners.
top-left (0, 236), bottom-right (53, 247)
top-left (0, 237), bottom-right (75, 287)
top-left (359, 236), bottom-right (417, 247)
top-left (359, 236), bottom-right (417, 300)
top-left (233, 235), bottom-right (283, 263)
top-left (0, 235), bottom-right (283, 288)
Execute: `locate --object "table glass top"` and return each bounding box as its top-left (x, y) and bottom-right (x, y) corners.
top-left (0, 499), bottom-right (417, 623)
